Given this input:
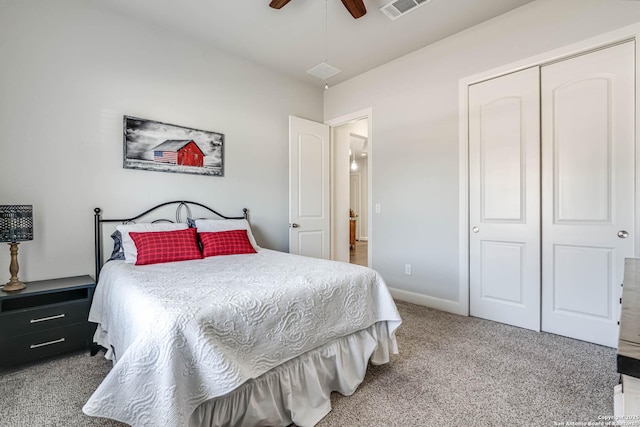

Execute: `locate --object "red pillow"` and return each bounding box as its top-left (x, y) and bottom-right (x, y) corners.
top-left (199, 229), bottom-right (257, 257)
top-left (129, 228), bottom-right (202, 265)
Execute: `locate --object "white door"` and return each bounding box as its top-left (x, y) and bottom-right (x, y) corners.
top-left (289, 116), bottom-right (331, 259)
top-left (541, 42), bottom-right (635, 347)
top-left (469, 67), bottom-right (541, 331)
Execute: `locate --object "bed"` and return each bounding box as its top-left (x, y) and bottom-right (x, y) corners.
top-left (82, 201), bottom-right (402, 427)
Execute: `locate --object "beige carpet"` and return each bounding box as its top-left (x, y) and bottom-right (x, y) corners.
top-left (0, 301), bottom-right (617, 426)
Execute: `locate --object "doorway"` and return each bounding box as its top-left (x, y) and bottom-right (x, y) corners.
top-left (288, 110), bottom-right (372, 264)
top-left (349, 131), bottom-right (368, 266)
top-left (326, 111), bottom-right (372, 267)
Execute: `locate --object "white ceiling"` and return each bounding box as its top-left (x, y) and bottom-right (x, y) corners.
top-left (96, 0), bottom-right (535, 87)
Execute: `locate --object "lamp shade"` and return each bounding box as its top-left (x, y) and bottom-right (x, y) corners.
top-left (0, 205), bottom-right (33, 243)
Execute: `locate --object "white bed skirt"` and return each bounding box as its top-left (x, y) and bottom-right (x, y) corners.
top-left (187, 321), bottom-right (397, 427)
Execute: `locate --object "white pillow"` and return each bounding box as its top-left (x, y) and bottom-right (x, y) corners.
top-left (193, 219), bottom-right (260, 250)
top-left (116, 223), bottom-right (188, 263)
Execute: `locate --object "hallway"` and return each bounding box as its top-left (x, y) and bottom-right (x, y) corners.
top-left (349, 241), bottom-right (368, 267)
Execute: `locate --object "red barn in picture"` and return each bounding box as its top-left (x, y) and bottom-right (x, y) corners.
top-left (152, 140), bottom-right (205, 167)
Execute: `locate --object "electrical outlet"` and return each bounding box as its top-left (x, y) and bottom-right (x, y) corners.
top-left (375, 203), bottom-right (381, 214)
top-left (405, 264), bottom-right (412, 275)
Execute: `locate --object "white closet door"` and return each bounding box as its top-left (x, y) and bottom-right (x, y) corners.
top-left (469, 67), bottom-right (541, 331)
top-left (541, 41), bottom-right (635, 347)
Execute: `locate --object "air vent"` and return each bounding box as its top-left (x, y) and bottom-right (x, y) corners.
top-left (306, 62), bottom-right (342, 80)
top-left (380, 0), bottom-right (432, 21)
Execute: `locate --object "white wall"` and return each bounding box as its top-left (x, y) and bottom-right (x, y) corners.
top-left (0, 0), bottom-right (322, 282)
top-left (331, 124), bottom-right (352, 263)
top-left (324, 0), bottom-right (640, 310)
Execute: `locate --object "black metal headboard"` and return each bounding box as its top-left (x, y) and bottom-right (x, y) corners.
top-left (93, 200), bottom-right (248, 281)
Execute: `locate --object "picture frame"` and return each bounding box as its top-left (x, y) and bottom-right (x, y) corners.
top-left (123, 116), bottom-right (224, 177)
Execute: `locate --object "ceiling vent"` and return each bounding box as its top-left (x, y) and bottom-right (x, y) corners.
top-left (306, 62), bottom-right (342, 80)
top-left (380, 0), bottom-right (432, 21)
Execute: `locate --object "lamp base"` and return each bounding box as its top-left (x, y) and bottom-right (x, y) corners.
top-left (3, 242), bottom-right (26, 292)
top-left (3, 278), bottom-right (26, 292)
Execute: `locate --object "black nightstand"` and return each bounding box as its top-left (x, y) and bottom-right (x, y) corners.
top-left (0, 275), bottom-right (96, 367)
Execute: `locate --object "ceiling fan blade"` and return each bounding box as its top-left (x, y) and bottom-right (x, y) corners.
top-left (269, 0), bottom-right (292, 9)
top-left (341, 0), bottom-right (367, 19)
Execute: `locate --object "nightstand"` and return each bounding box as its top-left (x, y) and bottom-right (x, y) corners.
top-left (0, 275), bottom-right (96, 367)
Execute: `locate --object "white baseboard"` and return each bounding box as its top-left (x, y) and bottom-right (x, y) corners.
top-left (388, 287), bottom-right (463, 315)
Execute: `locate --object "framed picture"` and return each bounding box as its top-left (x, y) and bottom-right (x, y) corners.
top-left (123, 116), bottom-right (224, 177)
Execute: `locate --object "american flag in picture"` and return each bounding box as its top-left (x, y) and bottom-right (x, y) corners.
top-left (154, 151), bottom-right (177, 164)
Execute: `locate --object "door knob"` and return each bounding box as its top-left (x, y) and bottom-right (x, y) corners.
top-left (618, 230), bottom-right (629, 238)
top-left (472, 227), bottom-right (479, 233)
top-left (290, 223), bottom-right (299, 228)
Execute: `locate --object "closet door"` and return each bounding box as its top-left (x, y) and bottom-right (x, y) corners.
top-left (541, 41), bottom-right (635, 347)
top-left (469, 67), bottom-right (541, 331)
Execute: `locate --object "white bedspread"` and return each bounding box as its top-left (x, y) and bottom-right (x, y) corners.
top-left (82, 249), bottom-right (401, 427)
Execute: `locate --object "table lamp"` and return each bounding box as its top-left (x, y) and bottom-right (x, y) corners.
top-left (0, 205), bottom-right (33, 292)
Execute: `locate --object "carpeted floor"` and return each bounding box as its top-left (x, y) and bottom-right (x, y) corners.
top-left (0, 301), bottom-right (617, 427)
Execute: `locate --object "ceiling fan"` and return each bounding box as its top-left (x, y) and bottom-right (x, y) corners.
top-left (269, 0), bottom-right (367, 19)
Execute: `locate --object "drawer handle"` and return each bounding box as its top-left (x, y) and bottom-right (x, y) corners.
top-left (30, 314), bottom-right (65, 323)
top-left (30, 338), bottom-right (65, 349)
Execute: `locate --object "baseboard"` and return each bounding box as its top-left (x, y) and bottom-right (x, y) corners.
top-left (388, 287), bottom-right (462, 315)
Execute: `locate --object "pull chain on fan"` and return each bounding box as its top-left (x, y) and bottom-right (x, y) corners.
top-left (303, 0), bottom-right (342, 88)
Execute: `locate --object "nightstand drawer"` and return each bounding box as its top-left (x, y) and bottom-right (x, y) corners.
top-left (0, 323), bottom-right (92, 365)
top-left (0, 300), bottom-right (90, 337)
